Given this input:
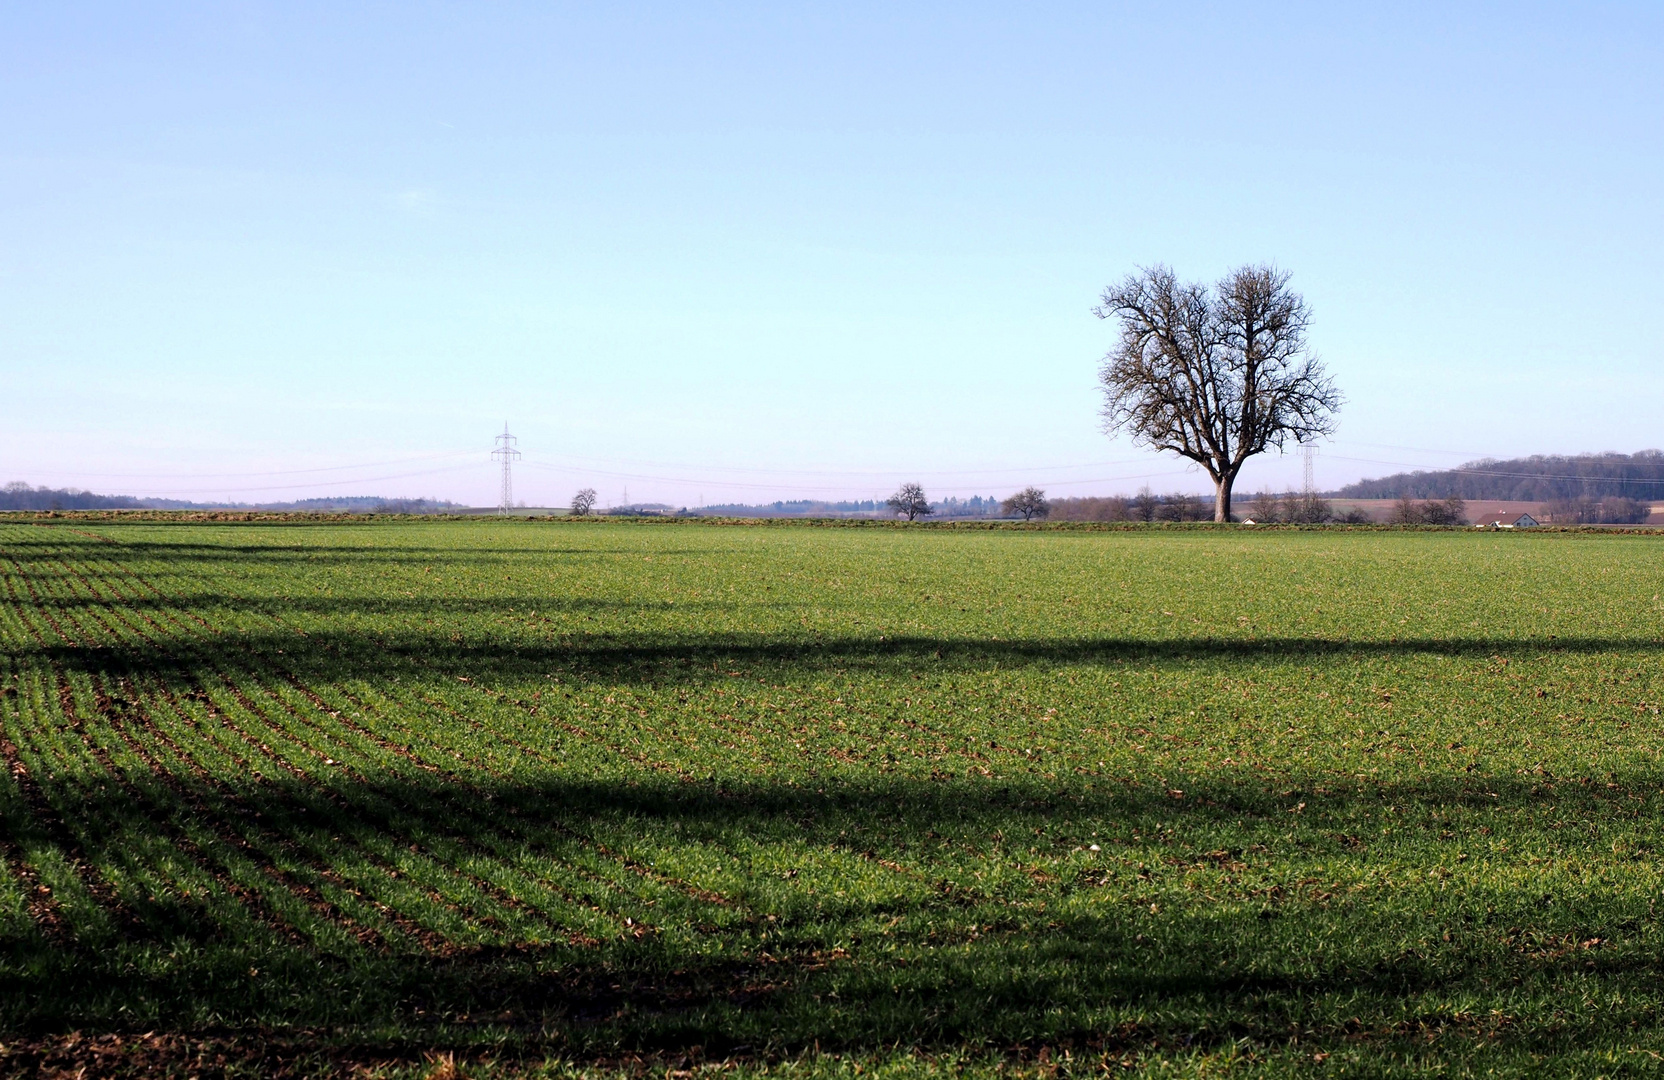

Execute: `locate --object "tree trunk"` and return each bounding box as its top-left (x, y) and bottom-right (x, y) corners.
top-left (1215, 476), bottom-right (1232, 522)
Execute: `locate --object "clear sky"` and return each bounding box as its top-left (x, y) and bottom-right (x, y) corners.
top-left (3, 3), bottom-right (1661, 507)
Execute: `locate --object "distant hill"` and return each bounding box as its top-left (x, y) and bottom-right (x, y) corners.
top-left (257, 496), bottom-right (463, 513)
top-left (0, 483), bottom-right (463, 514)
top-left (1336, 451), bottom-right (1664, 501)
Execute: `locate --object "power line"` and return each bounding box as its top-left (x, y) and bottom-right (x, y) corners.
top-left (42, 450), bottom-right (479, 483)
top-left (101, 462), bottom-right (484, 498)
top-left (518, 458), bottom-right (1192, 495)
top-left (521, 450), bottom-right (1165, 479)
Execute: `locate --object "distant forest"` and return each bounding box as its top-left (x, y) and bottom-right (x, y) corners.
top-left (0, 483), bottom-right (152, 511)
top-left (0, 483), bottom-right (461, 514)
top-left (261, 496), bottom-right (463, 513)
top-left (1337, 452), bottom-right (1664, 501)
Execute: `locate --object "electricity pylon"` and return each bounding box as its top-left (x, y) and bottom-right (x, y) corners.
top-left (491, 423), bottom-right (520, 514)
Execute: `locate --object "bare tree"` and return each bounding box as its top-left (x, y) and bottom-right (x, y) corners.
top-left (1544, 496), bottom-right (1648, 524)
top-left (1131, 486), bottom-right (1160, 522)
top-left (1388, 495), bottom-right (1422, 524)
top-left (1422, 496), bottom-right (1467, 526)
top-left (886, 483), bottom-right (933, 521)
top-left (1158, 491), bottom-right (1205, 521)
top-left (1287, 493), bottom-right (1333, 524)
top-left (1095, 265), bottom-right (1341, 522)
top-left (1002, 486), bottom-right (1050, 521)
top-left (1248, 490), bottom-right (1283, 523)
top-left (1045, 496), bottom-right (1130, 521)
top-left (570, 488), bottom-right (598, 516)
top-left (1389, 495), bottom-right (1467, 525)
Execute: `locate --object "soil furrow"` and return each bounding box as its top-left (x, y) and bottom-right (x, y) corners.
top-left (238, 673), bottom-right (627, 941)
top-left (0, 726), bottom-right (149, 941)
top-left (88, 673), bottom-right (329, 952)
top-left (0, 825), bottom-right (71, 945)
top-left (19, 562), bottom-right (410, 952)
top-left (0, 562), bottom-right (154, 939)
top-left (405, 690), bottom-right (750, 909)
top-left (171, 675), bottom-right (454, 953)
top-left (275, 674), bottom-right (712, 923)
top-left (39, 544), bottom-right (704, 939)
top-left (140, 677), bottom-right (415, 952)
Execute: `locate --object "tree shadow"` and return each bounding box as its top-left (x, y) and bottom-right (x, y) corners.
top-left (3, 758), bottom-right (1659, 1060)
top-left (7, 541), bottom-right (722, 565)
top-left (25, 629), bottom-right (1664, 693)
top-left (19, 592), bottom-right (705, 618)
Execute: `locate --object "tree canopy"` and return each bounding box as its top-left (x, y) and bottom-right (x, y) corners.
top-left (1096, 265), bottom-right (1340, 521)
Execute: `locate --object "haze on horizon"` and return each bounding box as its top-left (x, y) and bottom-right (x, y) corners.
top-left (3, 3), bottom-right (1661, 508)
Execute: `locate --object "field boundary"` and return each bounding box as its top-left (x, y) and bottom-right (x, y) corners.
top-left (5, 510), bottom-right (1664, 534)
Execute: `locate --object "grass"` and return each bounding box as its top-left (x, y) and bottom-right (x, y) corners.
top-left (2, 517), bottom-right (1664, 1077)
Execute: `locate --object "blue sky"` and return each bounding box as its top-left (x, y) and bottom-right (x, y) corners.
top-left (3, 3), bottom-right (1661, 506)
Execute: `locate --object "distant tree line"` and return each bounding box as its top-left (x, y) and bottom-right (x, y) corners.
top-left (935, 496), bottom-right (1001, 518)
top-left (0, 483), bottom-right (462, 514)
top-left (1338, 451), bottom-right (1664, 502)
top-left (363, 498), bottom-right (460, 514)
top-left (262, 496), bottom-right (462, 513)
top-left (1541, 496), bottom-right (1650, 525)
top-left (689, 495), bottom-right (1003, 519)
top-left (1387, 496), bottom-right (1468, 525)
top-left (1047, 488), bottom-right (1215, 522)
top-left (697, 499), bottom-right (886, 517)
top-left (0, 482), bottom-right (146, 511)
top-left (1239, 491), bottom-right (1369, 524)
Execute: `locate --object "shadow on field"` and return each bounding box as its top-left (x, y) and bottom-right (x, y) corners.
top-left (9, 539), bottom-right (724, 564)
top-left (27, 627), bottom-right (1664, 694)
top-left (3, 751), bottom-right (1661, 1062)
top-left (25, 591), bottom-right (698, 618)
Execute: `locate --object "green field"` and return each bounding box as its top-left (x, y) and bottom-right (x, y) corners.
top-left (3, 518), bottom-right (1664, 1077)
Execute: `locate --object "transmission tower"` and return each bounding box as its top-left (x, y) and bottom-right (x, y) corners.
top-left (491, 423), bottom-right (521, 514)
top-left (1302, 444), bottom-right (1316, 498)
